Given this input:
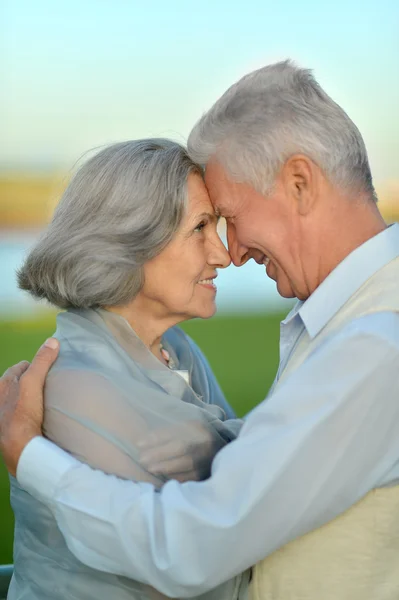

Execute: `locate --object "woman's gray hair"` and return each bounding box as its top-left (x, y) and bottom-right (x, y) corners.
top-left (18, 139), bottom-right (202, 308)
top-left (188, 60), bottom-right (376, 200)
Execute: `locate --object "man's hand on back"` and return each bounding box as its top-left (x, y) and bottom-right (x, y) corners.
top-left (0, 338), bottom-right (59, 477)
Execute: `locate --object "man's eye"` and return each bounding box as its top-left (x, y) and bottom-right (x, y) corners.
top-left (194, 221), bottom-right (207, 233)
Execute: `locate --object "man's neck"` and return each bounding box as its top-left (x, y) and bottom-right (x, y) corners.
top-left (307, 197), bottom-right (387, 295)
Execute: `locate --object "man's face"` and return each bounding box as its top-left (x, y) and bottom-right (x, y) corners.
top-left (204, 161), bottom-right (310, 300)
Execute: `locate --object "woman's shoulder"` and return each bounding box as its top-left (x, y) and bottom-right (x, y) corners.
top-left (163, 326), bottom-right (215, 386)
top-left (51, 309), bottom-right (131, 374)
top-left (163, 326), bottom-right (204, 364)
top-left (163, 324), bottom-right (189, 349)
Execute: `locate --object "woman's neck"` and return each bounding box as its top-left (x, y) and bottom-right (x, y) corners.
top-left (104, 299), bottom-right (179, 360)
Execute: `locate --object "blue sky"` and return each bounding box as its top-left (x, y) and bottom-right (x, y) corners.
top-left (2, 0), bottom-right (399, 183)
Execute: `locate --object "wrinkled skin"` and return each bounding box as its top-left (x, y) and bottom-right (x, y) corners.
top-left (0, 340), bottom-right (59, 476)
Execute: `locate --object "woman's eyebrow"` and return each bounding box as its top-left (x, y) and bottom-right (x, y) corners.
top-left (192, 211), bottom-right (218, 222)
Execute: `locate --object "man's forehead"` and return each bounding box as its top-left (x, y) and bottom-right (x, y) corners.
top-left (204, 161), bottom-right (232, 209)
top-left (204, 160), bottom-right (227, 186)
top-left (204, 166), bottom-right (245, 217)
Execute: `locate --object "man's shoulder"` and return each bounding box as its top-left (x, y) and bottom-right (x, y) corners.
top-left (331, 311), bottom-right (399, 352)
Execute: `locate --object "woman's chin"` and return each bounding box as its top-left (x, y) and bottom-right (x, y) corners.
top-left (194, 302), bottom-right (217, 320)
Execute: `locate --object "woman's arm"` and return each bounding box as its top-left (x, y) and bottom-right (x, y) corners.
top-left (137, 335), bottom-right (244, 480)
top-left (44, 369), bottom-right (162, 484)
top-left (45, 368), bottom-right (234, 485)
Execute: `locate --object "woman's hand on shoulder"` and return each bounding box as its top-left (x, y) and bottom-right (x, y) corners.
top-left (136, 420), bottom-right (227, 482)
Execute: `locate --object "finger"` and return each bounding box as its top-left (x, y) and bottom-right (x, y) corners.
top-left (172, 471), bottom-right (198, 483)
top-left (2, 361), bottom-right (31, 381)
top-left (136, 427), bottom-right (184, 449)
top-left (19, 338), bottom-right (59, 388)
top-left (145, 455), bottom-right (194, 477)
top-left (139, 440), bottom-right (186, 467)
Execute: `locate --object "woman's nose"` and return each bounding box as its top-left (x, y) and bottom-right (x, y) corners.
top-left (207, 234), bottom-right (231, 269)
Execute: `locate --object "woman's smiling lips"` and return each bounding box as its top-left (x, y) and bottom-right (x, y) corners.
top-left (197, 275), bottom-right (217, 291)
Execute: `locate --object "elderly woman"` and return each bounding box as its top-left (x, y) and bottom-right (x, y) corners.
top-left (9, 139), bottom-right (249, 600)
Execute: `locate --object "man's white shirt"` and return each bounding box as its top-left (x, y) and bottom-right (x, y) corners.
top-left (17, 224), bottom-right (399, 598)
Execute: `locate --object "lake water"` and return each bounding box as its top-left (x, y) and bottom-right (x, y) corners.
top-left (0, 231), bottom-right (294, 319)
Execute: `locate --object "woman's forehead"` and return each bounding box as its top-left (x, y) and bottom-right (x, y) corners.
top-left (187, 175), bottom-right (215, 214)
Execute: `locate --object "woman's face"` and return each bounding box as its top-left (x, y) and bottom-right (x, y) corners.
top-left (138, 174), bottom-right (231, 322)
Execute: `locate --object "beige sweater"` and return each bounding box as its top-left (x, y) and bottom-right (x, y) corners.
top-left (250, 256), bottom-right (399, 600)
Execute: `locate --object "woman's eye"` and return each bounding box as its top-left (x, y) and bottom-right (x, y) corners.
top-left (194, 221), bottom-right (207, 233)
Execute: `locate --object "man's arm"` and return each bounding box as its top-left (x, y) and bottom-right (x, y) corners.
top-left (10, 313), bottom-right (399, 597)
top-left (0, 338), bottom-right (59, 476)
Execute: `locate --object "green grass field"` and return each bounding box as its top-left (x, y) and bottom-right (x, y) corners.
top-left (0, 310), bottom-right (285, 563)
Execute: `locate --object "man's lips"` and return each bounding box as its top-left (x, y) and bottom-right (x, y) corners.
top-left (260, 255), bottom-right (276, 280)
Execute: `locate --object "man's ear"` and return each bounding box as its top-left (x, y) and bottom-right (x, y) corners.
top-left (282, 154), bottom-right (319, 216)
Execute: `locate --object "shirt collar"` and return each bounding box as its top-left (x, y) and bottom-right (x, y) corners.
top-left (297, 223), bottom-right (399, 338)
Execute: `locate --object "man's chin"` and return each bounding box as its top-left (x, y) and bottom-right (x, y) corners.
top-left (276, 281), bottom-right (297, 300)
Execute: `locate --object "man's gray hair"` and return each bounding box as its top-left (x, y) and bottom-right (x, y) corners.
top-left (188, 60), bottom-right (376, 199)
top-left (18, 139), bottom-right (202, 308)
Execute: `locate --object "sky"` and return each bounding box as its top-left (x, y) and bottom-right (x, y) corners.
top-left (2, 0), bottom-right (399, 184)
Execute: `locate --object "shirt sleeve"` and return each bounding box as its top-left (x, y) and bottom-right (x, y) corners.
top-left (17, 314), bottom-right (399, 598)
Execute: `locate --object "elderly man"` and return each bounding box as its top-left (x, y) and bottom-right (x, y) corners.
top-left (1, 60), bottom-right (399, 600)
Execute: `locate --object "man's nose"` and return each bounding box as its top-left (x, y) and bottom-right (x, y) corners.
top-left (226, 224), bottom-right (250, 267)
